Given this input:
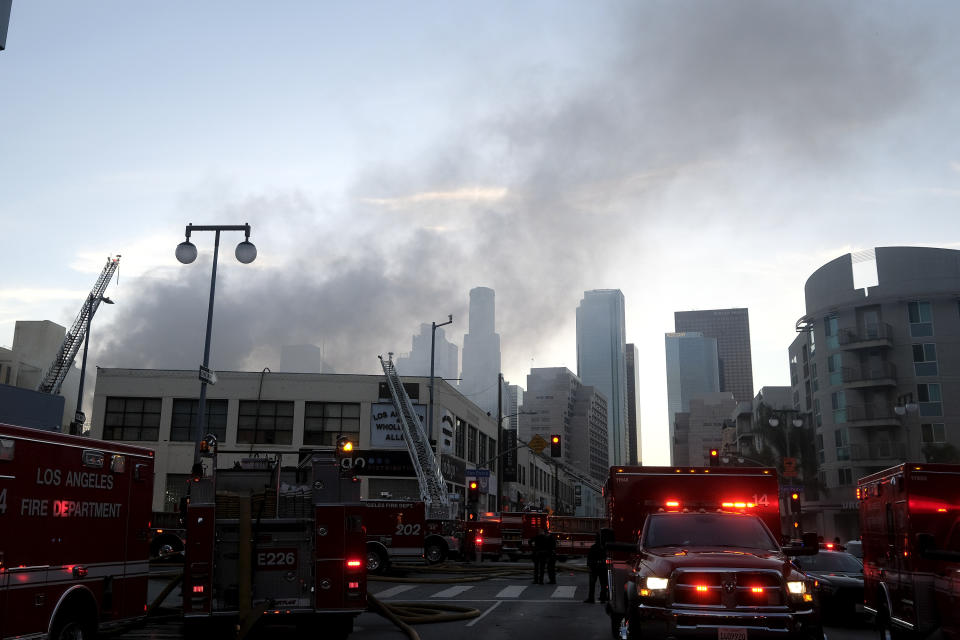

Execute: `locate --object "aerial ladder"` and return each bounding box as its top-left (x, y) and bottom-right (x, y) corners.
top-left (378, 353), bottom-right (453, 520)
top-left (37, 255), bottom-right (120, 396)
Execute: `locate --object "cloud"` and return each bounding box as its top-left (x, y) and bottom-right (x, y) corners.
top-left (0, 289), bottom-right (89, 303)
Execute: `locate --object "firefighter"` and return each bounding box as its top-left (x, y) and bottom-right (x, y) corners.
top-left (531, 528), bottom-right (549, 584)
top-left (583, 532), bottom-right (609, 603)
top-left (544, 528), bottom-right (557, 584)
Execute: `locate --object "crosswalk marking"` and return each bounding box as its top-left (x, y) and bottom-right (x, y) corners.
top-left (375, 584), bottom-right (416, 599)
top-left (431, 585), bottom-right (475, 598)
top-left (551, 585), bottom-right (577, 598)
top-left (495, 585), bottom-right (527, 598)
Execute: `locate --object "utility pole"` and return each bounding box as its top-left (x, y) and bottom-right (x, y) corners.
top-left (497, 373), bottom-right (503, 511)
top-left (428, 314), bottom-right (453, 443)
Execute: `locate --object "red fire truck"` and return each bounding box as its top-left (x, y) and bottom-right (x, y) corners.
top-left (183, 444), bottom-right (367, 639)
top-left (858, 462), bottom-right (960, 640)
top-left (549, 515), bottom-right (610, 558)
top-left (604, 465), bottom-right (821, 640)
top-left (362, 500), bottom-right (460, 572)
top-left (462, 511), bottom-right (548, 560)
top-left (0, 422), bottom-right (155, 640)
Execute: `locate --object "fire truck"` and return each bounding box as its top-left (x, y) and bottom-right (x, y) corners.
top-left (0, 422), bottom-right (155, 640)
top-left (462, 511), bottom-right (548, 560)
top-left (604, 465), bottom-right (821, 640)
top-left (550, 515), bottom-right (610, 558)
top-left (361, 500), bottom-right (460, 572)
top-left (182, 440), bottom-right (367, 639)
top-left (858, 462), bottom-right (960, 640)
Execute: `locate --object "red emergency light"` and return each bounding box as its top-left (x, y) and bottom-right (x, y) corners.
top-left (192, 585), bottom-right (204, 594)
top-left (348, 581), bottom-right (360, 589)
top-left (346, 559), bottom-right (362, 568)
top-left (825, 543), bottom-right (834, 549)
top-left (751, 587), bottom-right (764, 594)
top-left (665, 500), bottom-right (680, 508)
top-left (475, 537), bottom-right (484, 545)
top-left (695, 585), bottom-right (708, 592)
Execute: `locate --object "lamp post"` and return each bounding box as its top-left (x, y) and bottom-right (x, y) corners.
top-left (427, 314), bottom-right (453, 443)
top-left (767, 413), bottom-right (805, 464)
top-left (176, 223), bottom-right (257, 474)
top-left (894, 392), bottom-right (920, 461)
top-left (69, 294), bottom-right (114, 435)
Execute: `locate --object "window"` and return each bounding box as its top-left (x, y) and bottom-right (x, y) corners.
top-left (488, 437), bottom-right (497, 465)
top-left (237, 400), bottom-right (294, 444)
top-left (908, 301), bottom-right (934, 337)
top-left (468, 425), bottom-right (478, 463)
top-left (164, 473), bottom-right (191, 512)
top-left (478, 432), bottom-right (488, 465)
top-left (171, 399), bottom-right (227, 442)
top-left (921, 423), bottom-right (946, 444)
top-left (814, 398), bottom-right (822, 428)
top-left (917, 383), bottom-right (943, 417)
top-left (104, 397), bottom-right (161, 441)
top-left (838, 468), bottom-right (853, 486)
top-left (809, 326), bottom-right (816, 356)
top-left (456, 418), bottom-right (465, 458)
top-left (817, 433), bottom-right (824, 464)
top-left (828, 353), bottom-right (843, 386)
top-left (811, 363), bottom-right (819, 392)
top-left (790, 355), bottom-right (798, 386)
top-left (304, 402), bottom-right (360, 446)
top-left (912, 343), bottom-right (938, 376)
top-left (824, 315), bottom-right (839, 349)
top-left (831, 391), bottom-right (847, 423)
top-left (835, 428), bottom-right (849, 461)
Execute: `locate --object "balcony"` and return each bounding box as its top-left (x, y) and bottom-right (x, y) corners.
top-left (848, 442), bottom-right (900, 465)
top-left (837, 404), bottom-right (901, 428)
top-left (838, 323), bottom-right (894, 350)
top-left (841, 362), bottom-right (897, 389)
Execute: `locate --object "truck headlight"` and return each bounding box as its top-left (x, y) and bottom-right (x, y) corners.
top-left (786, 581), bottom-right (806, 595)
top-left (645, 577), bottom-right (669, 590)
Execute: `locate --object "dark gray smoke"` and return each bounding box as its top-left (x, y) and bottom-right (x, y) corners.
top-left (95, 1), bottom-right (937, 378)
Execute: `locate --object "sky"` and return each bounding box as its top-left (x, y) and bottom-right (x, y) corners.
top-left (3, 1), bottom-right (960, 465)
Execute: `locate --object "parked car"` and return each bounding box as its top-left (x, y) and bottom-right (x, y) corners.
top-left (793, 550), bottom-right (864, 621)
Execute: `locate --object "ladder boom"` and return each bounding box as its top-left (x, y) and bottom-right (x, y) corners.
top-left (378, 354), bottom-right (451, 520)
top-left (37, 256), bottom-right (120, 395)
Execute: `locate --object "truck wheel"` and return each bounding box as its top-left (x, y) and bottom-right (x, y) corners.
top-left (425, 541), bottom-right (447, 564)
top-left (51, 609), bottom-right (95, 640)
top-left (875, 604), bottom-right (899, 640)
top-left (367, 546), bottom-right (388, 574)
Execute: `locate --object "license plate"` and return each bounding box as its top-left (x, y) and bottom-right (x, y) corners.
top-left (718, 628), bottom-right (747, 640)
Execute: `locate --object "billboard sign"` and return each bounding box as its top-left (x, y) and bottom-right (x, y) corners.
top-left (370, 402), bottom-right (426, 449)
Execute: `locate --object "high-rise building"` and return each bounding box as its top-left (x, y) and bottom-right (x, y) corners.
top-left (789, 246), bottom-right (960, 541)
top-left (665, 332), bottom-right (720, 463)
top-left (684, 392), bottom-right (737, 466)
top-left (674, 308), bottom-right (754, 404)
top-left (395, 323), bottom-right (458, 382)
top-left (460, 287), bottom-right (501, 417)
top-left (504, 382), bottom-right (524, 431)
top-left (625, 343), bottom-right (641, 464)
top-left (280, 344), bottom-right (337, 374)
top-left (523, 367), bottom-right (609, 485)
top-left (576, 290), bottom-right (627, 466)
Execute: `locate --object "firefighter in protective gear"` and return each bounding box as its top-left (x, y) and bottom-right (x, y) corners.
top-left (583, 532), bottom-right (609, 603)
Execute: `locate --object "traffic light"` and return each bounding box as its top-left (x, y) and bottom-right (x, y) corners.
top-left (789, 492), bottom-right (802, 514)
top-left (709, 449), bottom-right (719, 467)
top-left (550, 434), bottom-right (562, 457)
top-left (467, 480), bottom-right (480, 503)
top-left (336, 435), bottom-right (355, 455)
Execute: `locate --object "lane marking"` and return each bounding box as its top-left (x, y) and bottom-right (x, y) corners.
top-left (375, 584), bottom-right (416, 599)
top-left (466, 599), bottom-right (503, 627)
top-left (431, 585), bottom-right (474, 598)
top-left (551, 585), bottom-right (577, 598)
top-left (496, 585), bottom-right (527, 598)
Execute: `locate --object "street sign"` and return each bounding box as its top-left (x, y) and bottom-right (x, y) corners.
top-left (198, 365), bottom-right (217, 385)
top-left (466, 469), bottom-right (491, 477)
top-left (782, 457), bottom-right (798, 478)
top-left (781, 485), bottom-right (803, 495)
top-left (528, 434), bottom-right (547, 454)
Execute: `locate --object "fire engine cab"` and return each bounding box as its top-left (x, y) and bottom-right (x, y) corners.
top-left (182, 439), bottom-right (367, 639)
top-left (0, 422), bottom-right (155, 640)
top-left (604, 466), bottom-right (821, 640)
top-left (858, 462), bottom-right (960, 640)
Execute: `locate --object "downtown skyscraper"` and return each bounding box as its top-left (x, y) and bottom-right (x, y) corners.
top-left (674, 308), bottom-right (754, 404)
top-left (576, 289), bottom-right (628, 466)
top-left (459, 287), bottom-right (502, 418)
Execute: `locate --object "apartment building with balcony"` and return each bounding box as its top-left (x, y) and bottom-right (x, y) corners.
top-left (789, 246), bottom-right (960, 539)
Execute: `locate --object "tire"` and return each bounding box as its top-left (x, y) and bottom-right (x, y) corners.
top-left (51, 610), bottom-right (95, 640)
top-left (876, 604), bottom-right (898, 640)
top-left (425, 541), bottom-right (447, 564)
top-left (366, 546), bottom-right (388, 574)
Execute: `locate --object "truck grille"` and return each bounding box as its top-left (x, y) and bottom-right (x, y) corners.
top-left (672, 570), bottom-right (785, 608)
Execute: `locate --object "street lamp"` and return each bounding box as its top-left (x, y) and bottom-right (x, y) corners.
top-left (894, 392), bottom-right (919, 460)
top-left (69, 294), bottom-right (114, 435)
top-left (176, 223), bottom-right (256, 474)
top-left (427, 314), bottom-right (453, 443)
top-left (767, 414), bottom-right (805, 462)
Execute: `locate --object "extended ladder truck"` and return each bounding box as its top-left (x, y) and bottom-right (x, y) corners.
top-left (182, 437), bottom-right (367, 640)
top-left (37, 255), bottom-right (120, 399)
